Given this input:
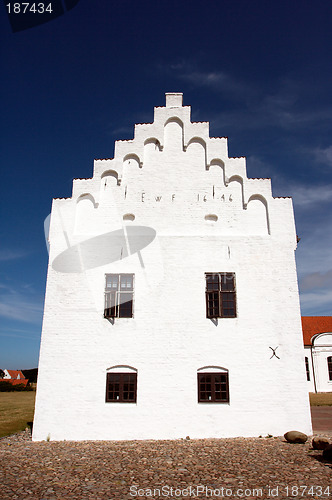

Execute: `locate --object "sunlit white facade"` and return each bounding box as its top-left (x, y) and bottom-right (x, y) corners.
top-left (33, 93), bottom-right (312, 441)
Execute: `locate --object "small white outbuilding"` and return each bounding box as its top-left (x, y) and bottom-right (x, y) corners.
top-left (33, 93), bottom-right (312, 441)
top-left (302, 316), bottom-right (332, 393)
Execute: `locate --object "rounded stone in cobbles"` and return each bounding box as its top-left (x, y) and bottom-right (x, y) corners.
top-left (284, 430), bottom-right (308, 443)
top-left (322, 444), bottom-right (332, 461)
top-left (312, 436), bottom-right (330, 450)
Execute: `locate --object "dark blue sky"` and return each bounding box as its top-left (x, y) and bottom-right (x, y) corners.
top-left (1, 0), bottom-right (332, 368)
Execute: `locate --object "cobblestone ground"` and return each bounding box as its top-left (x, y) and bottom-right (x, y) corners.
top-left (0, 430), bottom-right (331, 500)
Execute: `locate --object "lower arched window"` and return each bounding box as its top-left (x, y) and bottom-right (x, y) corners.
top-left (105, 366), bottom-right (137, 403)
top-left (197, 367), bottom-right (229, 403)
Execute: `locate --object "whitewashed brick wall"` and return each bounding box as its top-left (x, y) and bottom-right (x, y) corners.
top-left (33, 93), bottom-right (312, 441)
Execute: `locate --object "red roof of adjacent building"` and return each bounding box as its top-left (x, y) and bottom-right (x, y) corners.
top-left (6, 370), bottom-right (25, 380)
top-left (302, 316), bottom-right (332, 346)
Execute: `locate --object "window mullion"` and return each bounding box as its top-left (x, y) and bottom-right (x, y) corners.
top-left (211, 375), bottom-right (215, 402)
top-left (205, 291), bottom-right (210, 318)
top-left (218, 275), bottom-right (222, 318)
top-left (116, 291), bottom-right (120, 318)
top-left (119, 374), bottom-right (123, 402)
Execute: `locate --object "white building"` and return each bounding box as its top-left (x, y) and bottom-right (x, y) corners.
top-left (302, 316), bottom-right (332, 393)
top-left (33, 93), bottom-right (312, 441)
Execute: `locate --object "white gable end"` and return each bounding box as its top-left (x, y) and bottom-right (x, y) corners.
top-left (33, 93), bottom-right (312, 441)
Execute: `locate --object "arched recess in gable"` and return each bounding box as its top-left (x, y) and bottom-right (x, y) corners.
top-left (144, 137), bottom-right (162, 150)
top-left (76, 193), bottom-right (97, 206)
top-left (100, 170), bottom-right (120, 207)
top-left (227, 175), bottom-right (245, 207)
top-left (101, 169), bottom-right (119, 187)
top-left (246, 194), bottom-right (270, 235)
top-left (164, 117), bottom-right (184, 152)
top-left (185, 137), bottom-right (207, 169)
top-left (75, 193), bottom-right (97, 234)
top-left (208, 159), bottom-right (226, 186)
top-left (144, 137), bottom-right (162, 163)
top-left (123, 153), bottom-right (142, 170)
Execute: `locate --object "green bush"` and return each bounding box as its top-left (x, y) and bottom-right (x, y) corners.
top-left (0, 381), bottom-right (32, 392)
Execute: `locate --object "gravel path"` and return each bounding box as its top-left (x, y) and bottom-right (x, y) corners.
top-left (0, 430), bottom-right (331, 500)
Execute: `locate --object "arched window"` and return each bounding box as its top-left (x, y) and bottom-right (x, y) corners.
top-left (105, 366), bottom-right (137, 403)
top-left (305, 357), bottom-right (310, 381)
top-left (328, 357), bottom-right (332, 382)
top-left (197, 367), bottom-right (229, 403)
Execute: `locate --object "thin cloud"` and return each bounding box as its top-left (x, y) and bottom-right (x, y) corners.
top-left (299, 269), bottom-right (332, 292)
top-left (0, 331), bottom-right (40, 340)
top-left (0, 286), bottom-right (43, 324)
top-left (299, 289), bottom-right (332, 316)
top-left (165, 62), bottom-right (256, 98)
top-left (296, 216), bottom-right (332, 280)
top-left (160, 62), bottom-right (332, 133)
top-left (178, 69), bottom-right (238, 92)
top-left (246, 158), bottom-right (332, 207)
top-left (313, 145), bottom-right (332, 167)
top-left (0, 249), bottom-right (29, 261)
top-left (288, 184), bottom-right (332, 207)
top-left (110, 125), bottom-right (134, 137)
top-left (237, 161), bottom-right (332, 314)
top-left (297, 244), bottom-right (332, 315)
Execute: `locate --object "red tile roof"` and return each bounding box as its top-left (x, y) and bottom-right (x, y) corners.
top-left (302, 316), bottom-right (332, 346)
top-left (6, 370), bottom-right (25, 379)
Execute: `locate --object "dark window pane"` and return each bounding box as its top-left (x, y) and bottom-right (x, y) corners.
top-left (328, 357), bottom-right (332, 381)
top-left (206, 274), bottom-right (219, 291)
top-left (221, 292), bottom-right (236, 317)
top-left (305, 357), bottom-right (310, 381)
top-left (220, 273), bottom-right (235, 291)
top-left (120, 274), bottom-right (133, 290)
top-left (106, 374), bottom-right (121, 401)
top-left (206, 292), bottom-right (220, 318)
top-left (105, 291), bottom-right (117, 317)
top-left (198, 372), bottom-right (229, 403)
top-left (119, 293), bottom-right (133, 318)
top-left (105, 274), bottom-right (134, 318)
top-left (106, 373), bottom-right (137, 403)
top-left (206, 273), bottom-right (236, 318)
top-left (106, 275), bottom-right (119, 290)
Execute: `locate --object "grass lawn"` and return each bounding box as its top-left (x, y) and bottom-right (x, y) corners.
top-left (309, 392), bottom-right (332, 406)
top-left (0, 391), bottom-right (36, 438)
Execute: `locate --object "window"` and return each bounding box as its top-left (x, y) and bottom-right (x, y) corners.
top-left (105, 373), bottom-right (137, 402)
top-left (104, 274), bottom-right (134, 318)
top-left (328, 357), bottom-right (332, 382)
top-left (205, 272), bottom-right (236, 318)
top-left (305, 357), bottom-right (310, 381)
top-left (198, 372), bottom-right (229, 403)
